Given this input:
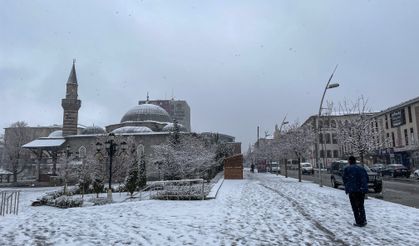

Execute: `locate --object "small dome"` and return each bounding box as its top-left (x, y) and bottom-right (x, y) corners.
top-left (81, 126), bottom-right (106, 135)
top-left (162, 123), bottom-right (187, 132)
top-left (48, 130), bottom-right (63, 138)
top-left (121, 104), bottom-right (172, 123)
top-left (112, 126), bottom-right (153, 134)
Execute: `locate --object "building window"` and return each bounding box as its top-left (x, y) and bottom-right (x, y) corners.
top-left (325, 133), bottom-right (331, 144)
top-left (391, 132), bottom-right (395, 147)
top-left (411, 128), bottom-right (415, 145)
top-left (323, 119), bottom-right (330, 128)
top-left (78, 146), bottom-right (87, 158)
top-left (332, 133), bottom-right (338, 144)
top-left (385, 115), bottom-right (388, 129)
top-left (333, 150), bottom-right (339, 158)
top-left (318, 120), bottom-right (323, 129)
top-left (327, 150), bottom-right (332, 158)
top-left (404, 129), bottom-right (409, 146)
top-left (330, 120), bottom-right (336, 128)
top-left (320, 150), bottom-right (325, 158)
top-left (408, 106), bottom-right (412, 123)
top-left (319, 133), bottom-right (324, 144)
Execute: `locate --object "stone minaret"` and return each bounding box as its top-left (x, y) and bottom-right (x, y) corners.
top-left (61, 60), bottom-right (81, 136)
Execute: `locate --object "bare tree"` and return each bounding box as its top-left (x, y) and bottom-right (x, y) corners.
top-left (150, 134), bottom-right (217, 180)
top-left (335, 97), bottom-right (387, 163)
top-left (3, 121), bottom-right (32, 182)
top-left (282, 122), bottom-right (315, 182)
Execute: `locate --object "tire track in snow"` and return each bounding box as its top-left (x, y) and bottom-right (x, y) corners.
top-left (259, 183), bottom-right (349, 246)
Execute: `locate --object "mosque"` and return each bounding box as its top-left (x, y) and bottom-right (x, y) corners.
top-left (21, 61), bottom-right (238, 181)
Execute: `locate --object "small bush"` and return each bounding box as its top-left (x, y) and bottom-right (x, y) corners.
top-left (54, 195), bottom-right (83, 208)
top-left (88, 197), bottom-right (110, 206)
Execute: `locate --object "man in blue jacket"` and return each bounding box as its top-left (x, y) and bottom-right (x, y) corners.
top-left (342, 156), bottom-right (369, 227)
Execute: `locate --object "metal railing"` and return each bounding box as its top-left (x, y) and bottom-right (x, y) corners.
top-left (0, 190), bottom-right (21, 216)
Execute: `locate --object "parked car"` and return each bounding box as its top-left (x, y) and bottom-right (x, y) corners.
top-left (268, 162), bottom-right (281, 174)
top-left (330, 160), bottom-right (382, 193)
top-left (301, 162), bottom-right (314, 175)
top-left (381, 164), bottom-right (411, 178)
top-left (414, 169), bottom-right (419, 178)
top-left (370, 163), bottom-right (386, 173)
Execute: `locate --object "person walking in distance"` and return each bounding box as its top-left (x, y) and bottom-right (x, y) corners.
top-left (343, 156), bottom-right (369, 227)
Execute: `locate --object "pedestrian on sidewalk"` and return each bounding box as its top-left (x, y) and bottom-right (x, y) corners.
top-left (343, 156), bottom-right (369, 227)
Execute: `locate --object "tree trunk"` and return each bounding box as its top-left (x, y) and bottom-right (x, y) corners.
top-left (297, 155), bottom-right (302, 182)
top-left (13, 172), bottom-right (17, 183)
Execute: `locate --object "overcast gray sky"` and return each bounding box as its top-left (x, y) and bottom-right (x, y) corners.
top-left (1, 0), bottom-right (418, 147)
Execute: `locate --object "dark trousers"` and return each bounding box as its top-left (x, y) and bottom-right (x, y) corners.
top-left (349, 192), bottom-right (366, 225)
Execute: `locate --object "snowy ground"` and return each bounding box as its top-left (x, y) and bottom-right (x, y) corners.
top-left (1, 171), bottom-right (419, 246)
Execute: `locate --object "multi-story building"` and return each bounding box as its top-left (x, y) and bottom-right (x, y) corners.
top-left (138, 99), bottom-right (191, 132)
top-left (302, 113), bottom-right (362, 168)
top-left (373, 96), bottom-right (419, 168)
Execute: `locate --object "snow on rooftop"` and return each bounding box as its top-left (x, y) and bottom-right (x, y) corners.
top-left (22, 138), bottom-right (65, 148)
top-left (0, 168), bottom-right (12, 175)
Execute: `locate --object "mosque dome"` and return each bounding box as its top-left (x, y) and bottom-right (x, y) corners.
top-left (121, 104), bottom-right (172, 123)
top-left (81, 126), bottom-right (106, 135)
top-left (162, 123), bottom-right (187, 132)
top-left (111, 126), bottom-right (153, 134)
top-left (48, 130), bottom-right (63, 138)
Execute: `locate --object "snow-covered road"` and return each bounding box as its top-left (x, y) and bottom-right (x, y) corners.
top-left (1, 171), bottom-right (418, 245)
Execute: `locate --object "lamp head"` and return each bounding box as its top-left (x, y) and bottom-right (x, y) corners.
top-left (108, 132), bottom-right (115, 141)
top-left (327, 83), bottom-right (340, 89)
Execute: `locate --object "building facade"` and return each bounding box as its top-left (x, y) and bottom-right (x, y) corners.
top-left (302, 113), bottom-right (362, 168)
top-left (138, 99), bottom-right (191, 132)
top-left (372, 97), bottom-right (419, 168)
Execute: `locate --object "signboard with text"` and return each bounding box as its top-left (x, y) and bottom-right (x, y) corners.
top-left (390, 109), bottom-right (406, 128)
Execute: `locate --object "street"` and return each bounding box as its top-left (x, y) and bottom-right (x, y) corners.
top-left (275, 169), bottom-right (419, 209)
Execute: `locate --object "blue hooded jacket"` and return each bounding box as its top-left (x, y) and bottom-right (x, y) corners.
top-left (342, 164), bottom-right (369, 194)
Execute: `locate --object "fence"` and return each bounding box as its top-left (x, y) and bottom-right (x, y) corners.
top-left (135, 179), bottom-right (207, 201)
top-left (0, 190), bottom-right (21, 216)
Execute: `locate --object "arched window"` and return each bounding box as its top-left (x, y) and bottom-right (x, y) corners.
top-left (78, 146), bottom-right (87, 158)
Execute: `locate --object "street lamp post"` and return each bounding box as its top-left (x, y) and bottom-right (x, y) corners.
top-left (63, 145), bottom-right (72, 194)
top-left (96, 133), bottom-right (127, 201)
top-left (316, 65), bottom-right (339, 187)
top-left (278, 115), bottom-right (289, 177)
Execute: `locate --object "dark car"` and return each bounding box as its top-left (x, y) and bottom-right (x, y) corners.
top-left (330, 160), bottom-right (382, 193)
top-left (381, 164), bottom-right (410, 178)
top-left (370, 163), bottom-right (386, 173)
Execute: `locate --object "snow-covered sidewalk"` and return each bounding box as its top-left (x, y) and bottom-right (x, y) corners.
top-left (1, 171), bottom-right (418, 245)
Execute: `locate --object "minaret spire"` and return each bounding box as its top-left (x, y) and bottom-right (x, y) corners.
top-left (62, 60), bottom-right (81, 136)
top-left (67, 59), bottom-right (78, 84)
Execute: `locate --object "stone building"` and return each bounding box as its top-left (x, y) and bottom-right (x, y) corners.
top-left (372, 96), bottom-right (419, 168)
top-left (18, 61), bottom-right (237, 181)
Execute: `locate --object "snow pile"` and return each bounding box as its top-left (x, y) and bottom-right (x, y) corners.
top-left (0, 171), bottom-right (418, 245)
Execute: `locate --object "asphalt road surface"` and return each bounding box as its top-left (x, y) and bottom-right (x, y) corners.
top-left (271, 169), bottom-right (419, 209)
